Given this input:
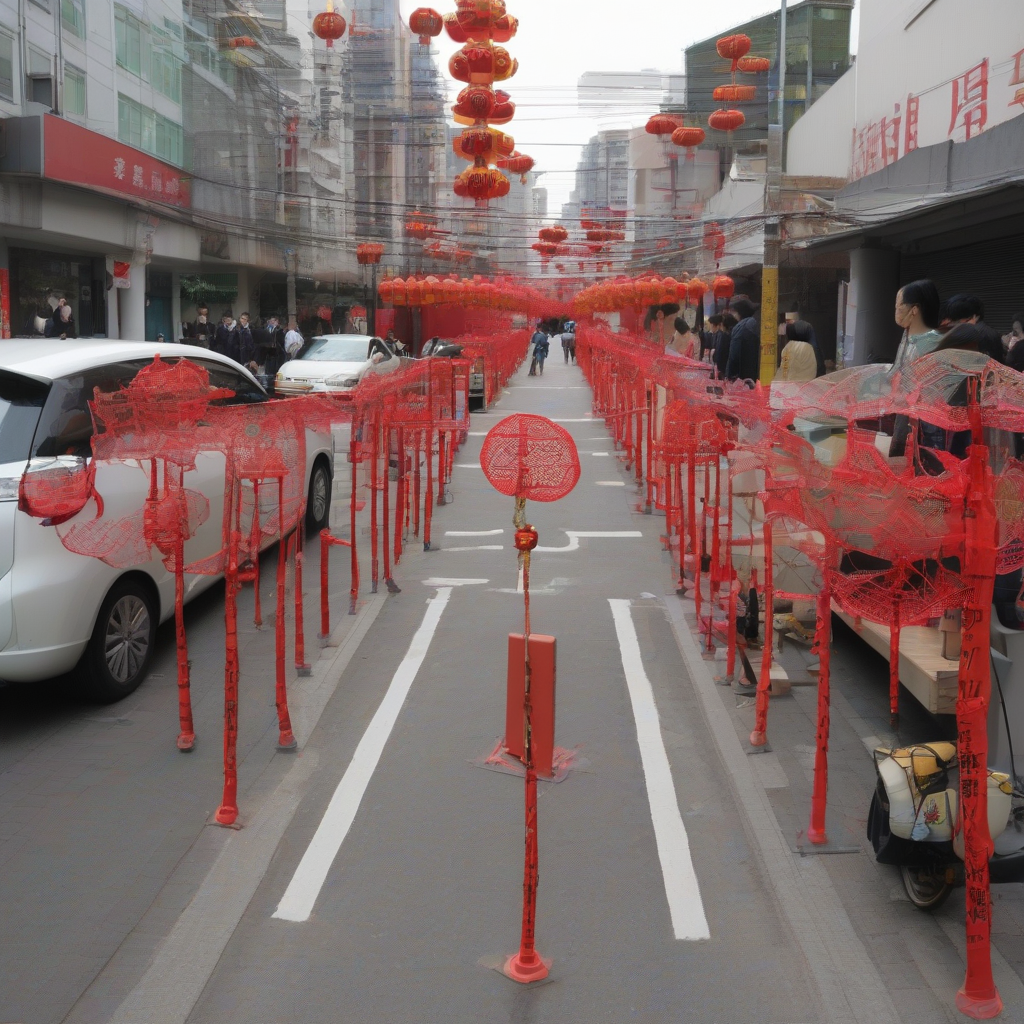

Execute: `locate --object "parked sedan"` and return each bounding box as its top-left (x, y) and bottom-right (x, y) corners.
top-left (0, 340), bottom-right (334, 702)
top-left (275, 334), bottom-right (401, 395)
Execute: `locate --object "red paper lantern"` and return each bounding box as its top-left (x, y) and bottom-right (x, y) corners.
top-left (709, 109), bottom-right (746, 132)
top-left (489, 89), bottom-right (515, 124)
top-left (716, 33), bottom-right (752, 68)
top-left (452, 84), bottom-right (497, 122)
top-left (312, 9), bottom-right (346, 47)
top-left (712, 274), bottom-right (735, 301)
top-left (501, 151), bottom-right (535, 183)
top-left (454, 163), bottom-right (510, 201)
top-left (713, 84), bottom-right (757, 103)
top-left (404, 213), bottom-right (434, 240)
top-left (687, 277), bottom-right (708, 304)
top-left (409, 7), bottom-right (443, 44)
top-left (378, 277), bottom-right (395, 304)
top-left (671, 126), bottom-right (705, 149)
top-left (646, 114), bottom-right (681, 137)
top-left (356, 242), bottom-right (384, 265)
top-left (737, 56), bottom-right (770, 74)
top-left (391, 278), bottom-right (408, 306)
top-left (491, 13), bottom-right (518, 43)
top-left (538, 226), bottom-right (568, 244)
top-left (449, 44), bottom-right (497, 83)
top-left (443, 11), bottom-right (469, 42)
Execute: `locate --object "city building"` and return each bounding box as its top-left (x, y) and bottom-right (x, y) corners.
top-left (786, 0), bottom-right (1024, 364)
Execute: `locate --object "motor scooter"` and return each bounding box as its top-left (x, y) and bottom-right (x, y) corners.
top-left (867, 740), bottom-right (1024, 908)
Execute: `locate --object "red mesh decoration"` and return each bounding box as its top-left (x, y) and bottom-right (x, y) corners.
top-left (479, 414), bottom-right (580, 501)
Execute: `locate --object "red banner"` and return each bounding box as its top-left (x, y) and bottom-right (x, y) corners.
top-left (43, 114), bottom-right (191, 210)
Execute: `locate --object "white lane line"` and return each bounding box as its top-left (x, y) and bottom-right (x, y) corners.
top-left (596, 480), bottom-right (626, 487)
top-left (592, 452), bottom-right (611, 457)
top-left (422, 577), bottom-right (488, 587)
top-left (274, 588), bottom-right (453, 923)
top-left (535, 530), bottom-right (642, 553)
top-left (608, 599), bottom-right (710, 941)
top-left (468, 431), bottom-right (488, 436)
top-left (445, 529), bottom-right (504, 536)
top-left (444, 545), bottom-right (504, 552)
top-left (456, 463), bottom-right (484, 469)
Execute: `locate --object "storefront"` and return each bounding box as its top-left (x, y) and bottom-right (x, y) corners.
top-left (7, 247), bottom-right (107, 339)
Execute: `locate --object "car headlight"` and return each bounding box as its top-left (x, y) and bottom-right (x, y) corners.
top-left (276, 372), bottom-right (284, 382)
top-left (325, 374), bottom-right (360, 388)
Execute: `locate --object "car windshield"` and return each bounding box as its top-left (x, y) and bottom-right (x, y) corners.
top-left (303, 338), bottom-right (370, 362)
top-left (0, 370), bottom-right (50, 464)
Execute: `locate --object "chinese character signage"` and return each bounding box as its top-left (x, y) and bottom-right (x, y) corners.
top-left (850, 43), bottom-right (1024, 182)
top-left (42, 115), bottom-right (190, 210)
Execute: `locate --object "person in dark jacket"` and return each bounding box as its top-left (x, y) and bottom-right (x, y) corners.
top-left (725, 298), bottom-right (760, 382)
top-left (945, 294), bottom-right (1004, 364)
top-left (714, 312), bottom-right (737, 379)
top-left (188, 305), bottom-right (214, 348)
top-left (237, 312), bottom-right (257, 370)
top-left (255, 316), bottom-right (286, 375)
top-left (213, 311), bottom-right (240, 363)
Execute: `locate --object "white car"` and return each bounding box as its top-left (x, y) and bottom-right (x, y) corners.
top-left (0, 340), bottom-right (334, 701)
top-left (275, 334), bottom-right (401, 395)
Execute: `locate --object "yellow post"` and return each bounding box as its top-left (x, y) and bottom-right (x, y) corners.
top-left (760, 265), bottom-right (779, 386)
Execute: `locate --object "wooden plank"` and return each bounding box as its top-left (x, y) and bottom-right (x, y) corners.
top-left (833, 604), bottom-right (959, 716)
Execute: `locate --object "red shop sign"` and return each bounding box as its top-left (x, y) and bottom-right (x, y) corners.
top-left (43, 114), bottom-right (191, 210)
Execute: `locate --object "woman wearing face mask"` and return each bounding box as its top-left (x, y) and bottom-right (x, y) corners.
top-left (892, 279), bottom-right (942, 370)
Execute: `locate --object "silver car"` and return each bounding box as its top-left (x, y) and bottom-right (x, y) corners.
top-left (0, 340), bottom-right (334, 701)
top-left (275, 334), bottom-right (401, 395)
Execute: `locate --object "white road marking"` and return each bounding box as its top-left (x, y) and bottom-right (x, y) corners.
top-left (468, 432), bottom-right (488, 436)
top-left (273, 588), bottom-right (453, 923)
top-left (596, 480), bottom-right (626, 487)
top-left (445, 529), bottom-right (504, 536)
top-left (608, 599), bottom-right (710, 941)
top-left (444, 545), bottom-right (504, 552)
top-left (512, 386), bottom-right (590, 390)
top-left (592, 452), bottom-right (611, 457)
top-left (421, 577), bottom-right (488, 587)
top-left (535, 530), bottom-right (642, 553)
top-left (455, 463), bottom-right (484, 469)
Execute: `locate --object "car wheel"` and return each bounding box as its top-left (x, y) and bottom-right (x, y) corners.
top-left (81, 578), bottom-right (158, 703)
top-left (306, 458), bottom-right (332, 534)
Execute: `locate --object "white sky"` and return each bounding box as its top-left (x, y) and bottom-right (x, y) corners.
top-left (398, 0), bottom-right (859, 211)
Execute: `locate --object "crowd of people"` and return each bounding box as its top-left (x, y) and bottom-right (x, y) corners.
top-left (651, 279), bottom-right (1024, 385)
top-left (181, 306), bottom-right (305, 379)
top-left (528, 318), bottom-right (576, 375)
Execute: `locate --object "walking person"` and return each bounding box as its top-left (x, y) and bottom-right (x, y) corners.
top-left (1004, 313), bottom-right (1024, 371)
top-left (713, 312), bottom-right (736, 380)
top-left (665, 316), bottom-right (695, 358)
top-left (725, 298), bottom-right (761, 383)
top-left (778, 320), bottom-right (820, 381)
top-left (237, 312), bottom-right (257, 372)
top-left (256, 316), bottom-right (285, 376)
top-left (944, 294), bottom-right (1005, 364)
top-left (560, 321), bottom-right (576, 364)
top-left (532, 329), bottom-right (550, 376)
top-left (213, 310), bottom-right (241, 363)
top-left (188, 305), bottom-right (214, 348)
top-left (892, 280), bottom-right (942, 370)
top-left (528, 322), bottom-right (547, 376)
top-left (284, 321), bottom-right (304, 362)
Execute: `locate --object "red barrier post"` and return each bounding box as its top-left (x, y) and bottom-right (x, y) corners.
top-left (216, 474), bottom-right (241, 825)
top-left (413, 429), bottom-right (422, 538)
top-left (394, 427), bottom-right (405, 566)
top-left (750, 519), bottom-right (773, 747)
top-left (382, 424), bottom-right (392, 587)
top-left (349, 425), bottom-right (359, 615)
top-left (424, 429), bottom-right (434, 551)
top-left (370, 414), bottom-right (379, 592)
top-left (250, 480), bottom-right (262, 629)
top-left (807, 575), bottom-right (831, 843)
top-left (173, 484), bottom-right (195, 751)
top-left (293, 513), bottom-right (311, 676)
top-left (276, 478), bottom-right (296, 749)
top-left (645, 385), bottom-right (654, 513)
top-left (437, 429), bottom-right (447, 506)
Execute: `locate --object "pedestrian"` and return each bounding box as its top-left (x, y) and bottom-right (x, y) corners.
top-left (55, 299), bottom-right (76, 339)
top-left (237, 312), bottom-right (258, 372)
top-left (944, 294), bottom-right (1005, 364)
top-left (665, 316), bottom-right (695, 358)
top-left (1005, 313), bottom-right (1024, 372)
top-left (528, 322), bottom-right (547, 375)
top-left (561, 322), bottom-right (572, 363)
top-left (284, 322), bottom-right (304, 362)
top-left (725, 298), bottom-right (760, 382)
top-left (188, 305), bottom-right (214, 348)
top-left (701, 314), bottom-right (722, 363)
top-left (532, 329), bottom-right (550, 375)
top-left (565, 321), bottom-right (578, 364)
top-left (713, 313), bottom-right (736, 379)
top-left (778, 320), bottom-right (819, 381)
top-left (892, 280), bottom-right (942, 370)
top-left (213, 310), bottom-right (241, 363)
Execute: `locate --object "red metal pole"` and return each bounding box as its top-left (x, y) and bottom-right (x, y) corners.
top-left (250, 480), bottom-right (262, 629)
top-left (424, 429), bottom-right (434, 551)
top-left (395, 426), bottom-right (405, 565)
top-left (413, 429), bottom-right (422, 538)
top-left (349, 426), bottom-right (359, 615)
top-left (370, 413), bottom-right (379, 593)
top-left (293, 512), bottom-right (310, 675)
top-left (216, 474), bottom-right (241, 826)
top-left (320, 528), bottom-right (330, 639)
top-left (276, 478), bottom-right (296, 748)
top-left (645, 385), bottom-right (654, 513)
top-left (437, 429), bottom-right (447, 506)
top-left (725, 469), bottom-right (737, 683)
top-left (750, 519), bottom-right (773, 747)
top-left (807, 574), bottom-right (831, 844)
top-left (382, 424), bottom-right (392, 586)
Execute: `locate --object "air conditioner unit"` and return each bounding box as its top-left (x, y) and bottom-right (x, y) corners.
top-left (27, 74), bottom-right (54, 109)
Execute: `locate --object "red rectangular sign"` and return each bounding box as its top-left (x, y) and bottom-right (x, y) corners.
top-left (42, 114), bottom-right (191, 209)
top-left (505, 633), bottom-right (556, 778)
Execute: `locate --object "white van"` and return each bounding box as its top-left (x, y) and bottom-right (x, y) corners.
top-left (0, 341), bottom-right (334, 701)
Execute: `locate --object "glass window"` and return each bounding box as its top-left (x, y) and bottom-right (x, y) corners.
top-left (304, 337), bottom-right (372, 362)
top-left (0, 29), bottom-right (14, 102)
top-left (64, 65), bottom-right (86, 116)
top-left (0, 372), bottom-right (49, 466)
top-left (115, 6), bottom-right (142, 76)
top-left (192, 361), bottom-right (269, 405)
top-left (33, 362), bottom-right (151, 459)
top-left (61, 0), bottom-right (85, 38)
top-left (150, 44), bottom-right (181, 103)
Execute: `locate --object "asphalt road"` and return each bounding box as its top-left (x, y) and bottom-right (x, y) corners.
top-left (3, 353), bottom-right (1021, 1024)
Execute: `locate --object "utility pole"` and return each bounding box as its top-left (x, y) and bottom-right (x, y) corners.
top-left (760, 0), bottom-right (786, 385)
